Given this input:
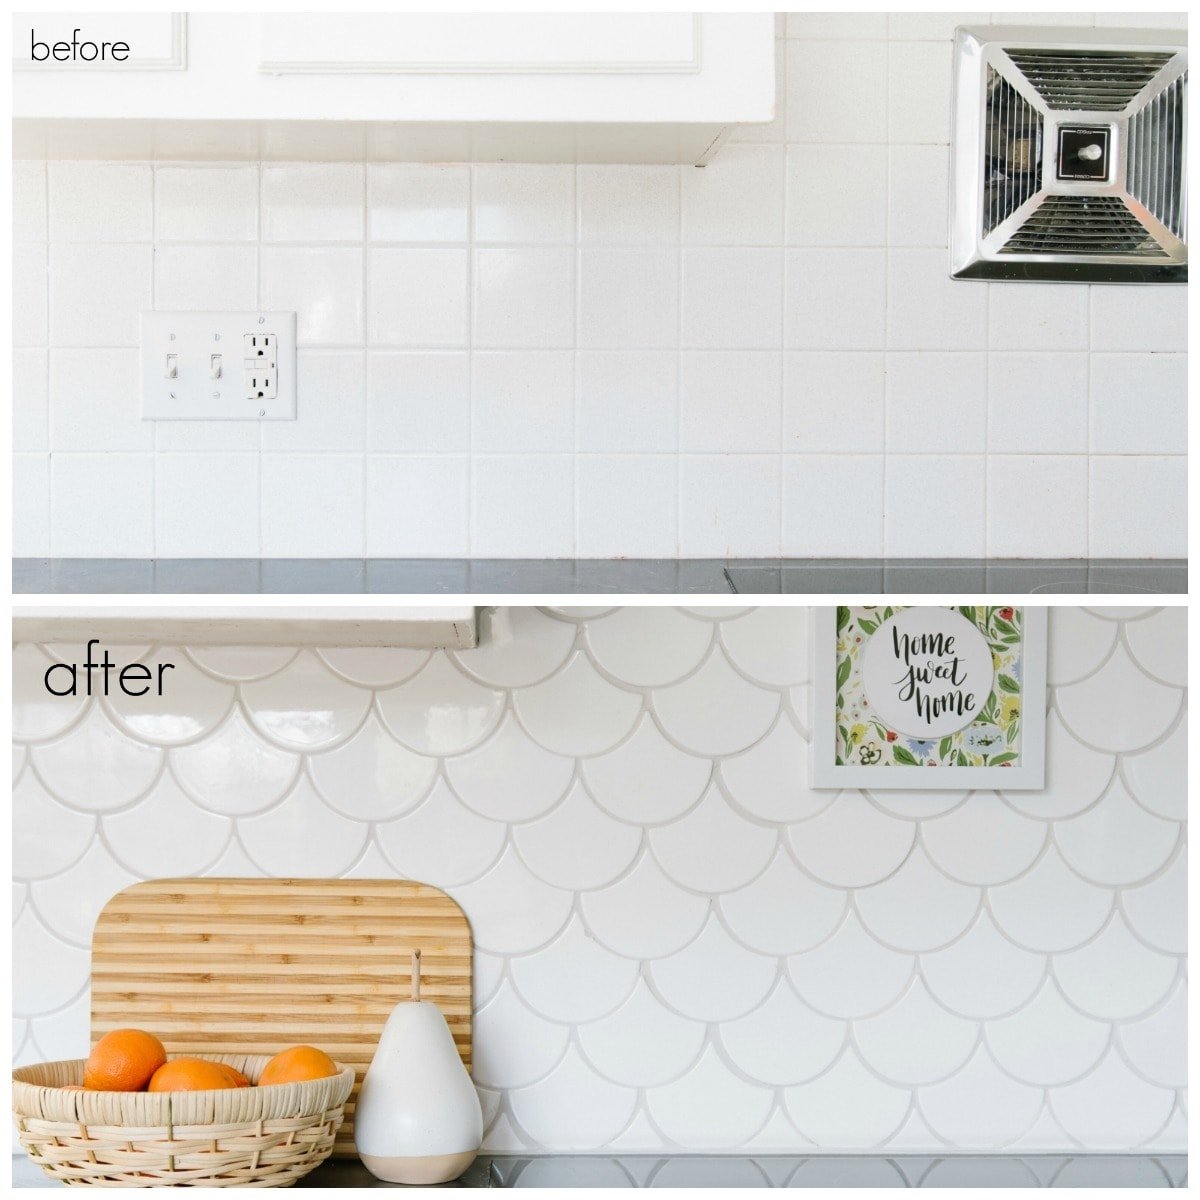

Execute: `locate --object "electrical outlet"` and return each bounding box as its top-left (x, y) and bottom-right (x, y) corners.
top-left (141, 311), bottom-right (297, 421)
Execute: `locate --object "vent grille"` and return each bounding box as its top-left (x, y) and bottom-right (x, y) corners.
top-left (1006, 48), bottom-right (1174, 111)
top-left (999, 195), bottom-right (1169, 257)
top-left (983, 65), bottom-right (1044, 235)
top-left (1127, 72), bottom-right (1187, 239)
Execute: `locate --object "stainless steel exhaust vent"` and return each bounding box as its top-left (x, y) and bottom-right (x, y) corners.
top-left (951, 26), bottom-right (1186, 282)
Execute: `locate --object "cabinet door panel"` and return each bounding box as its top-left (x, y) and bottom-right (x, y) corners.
top-left (13, 12), bottom-right (186, 70)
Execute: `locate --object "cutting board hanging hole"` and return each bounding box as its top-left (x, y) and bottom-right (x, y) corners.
top-left (411, 949), bottom-right (422, 1002)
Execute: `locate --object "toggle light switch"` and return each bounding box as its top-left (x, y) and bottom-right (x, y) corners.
top-left (165, 353), bottom-right (178, 379)
top-left (210, 354), bottom-right (222, 380)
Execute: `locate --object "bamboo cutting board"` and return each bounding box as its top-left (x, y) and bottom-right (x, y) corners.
top-left (91, 878), bottom-right (473, 1158)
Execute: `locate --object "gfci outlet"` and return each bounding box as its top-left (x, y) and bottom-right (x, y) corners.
top-left (140, 312), bottom-right (297, 421)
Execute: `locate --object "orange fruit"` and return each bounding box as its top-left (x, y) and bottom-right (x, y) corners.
top-left (148, 1058), bottom-right (238, 1093)
top-left (258, 1045), bottom-right (338, 1087)
top-left (83, 1029), bottom-right (167, 1092)
top-left (218, 1064), bottom-right (250, 1088)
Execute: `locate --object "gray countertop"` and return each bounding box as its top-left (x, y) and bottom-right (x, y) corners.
top-left (13, 1153), bottom-right (1188, 1188)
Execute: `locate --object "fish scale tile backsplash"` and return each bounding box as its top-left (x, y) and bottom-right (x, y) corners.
top-left (12, 13), bottom-right (1188, 560)
top-left (12, 606), bottom-right (1186, 1152)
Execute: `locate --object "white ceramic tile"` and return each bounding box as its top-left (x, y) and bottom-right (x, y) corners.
top-left (888, 13), bottom-right (975, 39)
top-left (368, 248), bottom-right (468, 347)
top-left (682, 248), bottom-right (783, 349)
top-left (785, 145), bottom-right (887, 247)
top-left (151, 453), bottom-right (258, 556)
top-left (886, 352), bottom-right (987, 453)
top-left (514, 795), bottom-right (641, 895)
top-left (786, 40), bottom-right (887, 143)
top-left (887, 249), bottom-right (987, 351)
top-left (988, 352), bottom-right (1089, 454)
top-left (887, 41), bottom-right (953, 143)
top-left (1090, 354), bottom-right (1186, 454)
top-left (515, 651), bottom-right (640, 757)
top-left (785, 1052), bottom-right (910, 1148)
top-left (884, 454), bottom-right (985, 557)
top-left (12, 161), bottom-right (47, 242)
top-left (262, 352), bottom-right (364, 453)
top-left (578, 249), bottom-right (679, 348)
top-left (13, 454), bottom-right (50, 557)
top-left (154, 244), bottom-right (257, 310)
top-left (366, 351), bottom-right (469, 454)
top-left (1124, 607), bottom-right (1188, 688)
top-left (987, 455), bottom-right (1088, 558)
top-left (783, 352), bottom-right (884, 453)
top-left (576, 455), bottom-right (677, 558)
top-left (921, 913), bottom-right (1045, 1020)
top-left (470, 454), bottom-right (574, 557)
top-left (49, 244), bottom-right (152, 347)
top-left (48, 162), bottom-right (152, 242)
top-left (678, 454), bottom-right (781, 557)
top-left (259, 454), bottom-right (364, 557)
top-left (785, 249), bottom-right (886, 350)
top-left (454, 607), bottom-right (575, 689)
top-left (50, 453), bottom-right (154, 557)
top-left (786, 14), bottom-right (888, 39)
top-left (576, 351), bottom-right (677, 453)
top-left (577, 164), bottom-right (679, 244)
top-left (364, 455), bottom-right (469, 557)
top-left (990, 284), bottom-right (1089, 351)
top-left (473, 164), bottom-right (574, 244)
top-left (473, 249), bottom-right (574, 349)
top-left (262, 246), bottom-right (363, 345)
top-left (13, 244), bottom-right (48, 349)
top-left (1090, 283), bottom-right (1187, 353)
top-left (648, 1047), bottom-right (775, 1147)
top-left (155, 165), bottom-right (258, 242)
top-left (782, 456), bottom-right (885, 557)
top-left (262, 163), bottom-right (363, 242)
top-left (1089, 457), bottom-right (1186, 558)
top-left (680, 351), bottom-right (781, 453)
top-left (472, 351), bottom-right (573, 453)
top-left (888, 145), bottom-right (950, 247)
top-left (13, 349), bottom-right (49, 452)
top-left (720, 852), bottom-right (843, 955)
top-left (367, 164), bottom-right (469, 242)
top-left (681, 145), bottom-right (784, 246)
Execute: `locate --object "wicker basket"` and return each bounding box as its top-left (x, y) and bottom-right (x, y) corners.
top-left (13, 1055), bottom-right (355, 1187)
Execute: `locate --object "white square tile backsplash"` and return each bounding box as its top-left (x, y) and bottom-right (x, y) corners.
top-left (12, 12), bottom-right (1188, 559)
top-left (12, 606), bottom-right (1186, 1152)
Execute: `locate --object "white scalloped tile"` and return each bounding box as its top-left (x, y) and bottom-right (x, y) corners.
top-left (514, 783), bottom-right (641, 891)
top-left (883, 1106), bottom-right (943, 1152)
top-left (13, 772), bottom-right (96, 880)
top-left (1116, 981), bottom-right (1185, 1088)
top-left (646, 1046), bottom-right (774, 1148)
top-left (1056, 642), bottom-right (1182, 753)
top-left (307, 713), bottom-right (436, 820)
top-left (473, 949), bottom-right (505, 1008)
top-left (581, 714), bottom-right (712, 825)
top-left (1123, 717), bottom-right (1187, 820)
top-left (1053, 916), bottom-right (1179, 1020)
top-left (377, 653), bottom-right (504, 755)
top-left (720, 607), bottom-right (810, 686)
top-left (784, 1051), bottom-right (910, 1149)
top-left (986, 979), bottom-right (1110, 1085)
top-left (473, 981), bottom-right (570, 1089)
top-left (449, 846), bottom-right (573, 956)
top-left (313, 646), bottom-right (430, 687)
top-left (576, 979), bottom-right (706, 1088)
top-left (170, 710), bottom-right (300, 815)
top-left (13, 907), bottom-right (88, 1015)
top-left (1005, 1104), bottom-right (1074, 1153)
top-left (918, 1046), bottom-right (1043, 1148)
top-left (445, 712), bottom-right (574, 822)
top-left (1056, 779), bottom-right (1180, 886)
top-left (787, 793), bottom-right (914, 887)
top-left (920, 912), bottom-right (1046, 1020)
top-left (719, 980), bottom-right (845, 1085)
top-left (1047, 608), bottom-right (1117, 685)
top-left (652, 649), bottom-right (780, 756)
top-left (29, 840), bottom-right (137, 948)
top-left (481, 1112), bottom-right (533, 1153)
top-left (510, 915), bottom-right (638, 1023)
top-left (788, 913), bottom-right (914, 1019)
top-left (27, 989), bottom-right (90, 1063)
top-left (650, 915), bottom-right (778, 1022)
top-left (1005, 711), bottom-right (1115, 820)
top-left (376, 779), bottom-right (505, 888)
top-left (719, 849), bottom-right (846, 955)
top-left (856, 847), bottom-right (981, 952)
top-left (868, 787), bottom-right (968, 820)
top-left (580, 852), bottom-right (708, 959)
top-left (200, 838), bottom-right (267, 878)
top-left (13, 743), bottom-right (28, 783)
top-left (729, 1109), bottom-right (808, 1158)
top-left (650, 785), bottom-right (775, 893)
top-left (456, 607), bottom-right (576, 688)
top-left (12, 645), bottom-right (88, 741)
top-left (104, 651), bottom-right (235, 746)
top-left (1049, 1050), bottom-right (1177, 1148)
top-left (1122, 608), bottom-right (1187, 687)
top-left (1122, 848), bottom-right (1186, 954)
top-left (236, 777), bottom-right (367, 876)
top-left (988, 845), bottom-right (1114, 952)
top-left (104, 774), bottom-right (230, 876)
top-left (515, 651), bottom-right (642, 757)
top-left (334, 837), bottom-right (397, 880)
top-left (509, 1046), bottom-right (638, 1150)
top-left (241, 651), bottom-right (371, 751)
top-left (921, 798), bottom-right (1046, 885)
top-left (720, 717), bottom-right (830, 823)
top-left (185, 646), bottom-right (299, 682)
top-left (583, 607), bottom-right (713, 687)
top-left (855, 980), bottom-right (979, 1085)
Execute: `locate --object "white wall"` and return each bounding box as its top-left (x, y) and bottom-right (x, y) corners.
top-left (13, 606), bottom-right (1186, 1152)
top-left (12, 13), bottom-right (1188, 559)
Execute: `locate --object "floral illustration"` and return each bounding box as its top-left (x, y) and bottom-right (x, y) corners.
top-left (833, 605), bottom-right (1024, 769)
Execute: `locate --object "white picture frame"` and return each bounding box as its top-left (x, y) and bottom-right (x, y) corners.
top-left (811, 605), bottom-right (1048, 791)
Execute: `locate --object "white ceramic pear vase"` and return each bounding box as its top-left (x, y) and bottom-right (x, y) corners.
top-left (355, 949), bottom-right (483, 1185)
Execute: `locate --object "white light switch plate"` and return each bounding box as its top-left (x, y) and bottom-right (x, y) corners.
top-left (141, 311), bottom-right (297, 421)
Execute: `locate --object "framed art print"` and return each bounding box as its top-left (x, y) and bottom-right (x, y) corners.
top-left (811, 605), bottom-right (1048, 791)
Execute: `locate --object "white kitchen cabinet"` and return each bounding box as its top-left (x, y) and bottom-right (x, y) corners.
top-left (12, 12), bottom-right (775, 163)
